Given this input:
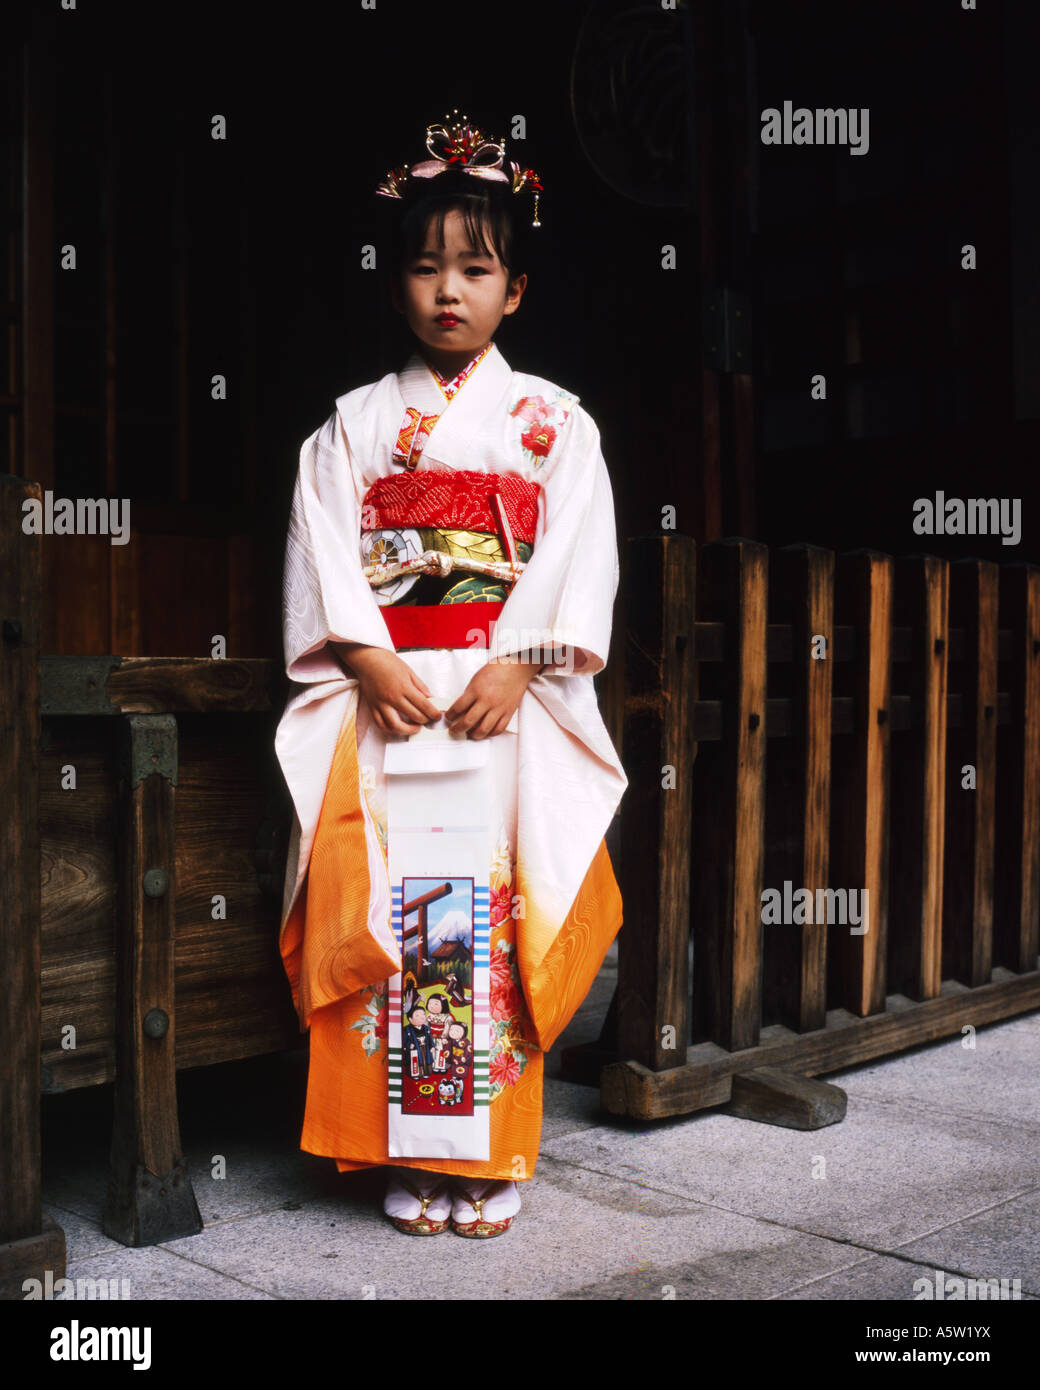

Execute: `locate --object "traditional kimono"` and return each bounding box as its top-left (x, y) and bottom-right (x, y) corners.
top-left (275, 340), bottom-right (627, 1182)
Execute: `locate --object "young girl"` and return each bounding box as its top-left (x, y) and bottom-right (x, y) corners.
top-left (275, 114), bottom-right (628, 1239)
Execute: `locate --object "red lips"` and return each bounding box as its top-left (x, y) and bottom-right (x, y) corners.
top-left (436, 314), bottom-right (460, 324)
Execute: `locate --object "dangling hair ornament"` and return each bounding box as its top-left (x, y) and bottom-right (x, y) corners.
top-left (375, 110), bottom-right (543, 228)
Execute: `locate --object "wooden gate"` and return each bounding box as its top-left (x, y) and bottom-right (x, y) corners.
top-left (563, 534), bottom-right (1040, 1127)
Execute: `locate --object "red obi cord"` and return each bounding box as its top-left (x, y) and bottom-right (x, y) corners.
top-left (361, 470), bottom-right (540, 544)
top-left (383, 602), bottom-right (504, 650)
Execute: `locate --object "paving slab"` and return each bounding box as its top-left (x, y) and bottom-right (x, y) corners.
top-left (827, 1014), bottom-right (1040, 1129)
top-left (51, 1246), bottom-right (276, 1301)
top-left (151, 1160), bottom-right (878, 1301)
top-left (891, 1190), bottom-right (1040, 1296)
top-left (776, 1251), bottom-right (1030, 1301)
top-left (539, 1090), bottom-right (1040, 1250)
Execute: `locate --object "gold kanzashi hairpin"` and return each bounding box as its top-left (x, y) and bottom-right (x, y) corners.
top-left (375, 110), bottom-right (543, 227)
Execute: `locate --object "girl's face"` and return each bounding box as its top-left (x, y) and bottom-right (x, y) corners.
top-left (392, 207), bottom-right (526, 375)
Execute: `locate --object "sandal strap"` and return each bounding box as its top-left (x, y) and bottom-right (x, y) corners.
top-left (395, 1173), bottom-right (450, 1214)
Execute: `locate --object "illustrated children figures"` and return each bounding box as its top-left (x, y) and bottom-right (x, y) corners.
top-left (425, 993), bottom-right (455, 1073)
top-left (403, 1004), bottom-right (434, 1079)
top-left (446, 1020), bottom-right (472, 1104)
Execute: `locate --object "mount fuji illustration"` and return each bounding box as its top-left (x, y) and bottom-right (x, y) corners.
top-left (426, 909), bottom-right (472, 952)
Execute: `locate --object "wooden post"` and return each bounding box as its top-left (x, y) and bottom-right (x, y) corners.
top-left (829, 551), bottom-right (892, 1017)
top-left (888, 555), bottom-right (949, 1000)
top-left (764, 544), bottom-right (834, 1033)
top-left (0, 475), bottom-right (67, 1298)
top-left (616, 535), bottom-right (696, 1070)
top-left (943, 559), bottom-right (998, 986)
top-left (995, 565), bottom-right (1040, 973)
top-left (691, 538), bottom-right (767, 1052)
top-left (103, 714), bottom-right (202, 1246)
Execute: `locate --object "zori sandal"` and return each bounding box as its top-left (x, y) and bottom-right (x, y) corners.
top-left (383, 1169), bottom-right (452, 1235)
top-left (450, 1179), bottom-right (521, 1238)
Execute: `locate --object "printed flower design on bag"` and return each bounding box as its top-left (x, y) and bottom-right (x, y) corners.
top-left (509, 391), bottom-right (576, 469)
top-left (351, 981), bottom-right (389, 1061)
top-left (487, 828), bottom-right (537, 1100)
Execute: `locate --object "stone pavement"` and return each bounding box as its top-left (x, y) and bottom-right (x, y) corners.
top-left (39, 945), bottom-right (1040, 1300)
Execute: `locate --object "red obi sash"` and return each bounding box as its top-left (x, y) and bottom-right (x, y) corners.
top-left (382, 601), bottom-right (504, 648)
top-left (361, 469), bottom-right (541, 544)
top-left (361, 469), bottom-right (541, 650)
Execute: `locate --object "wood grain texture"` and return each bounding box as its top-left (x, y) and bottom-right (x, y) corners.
top-left (763, 545), bottom-right (833, 1033)
top-left (616, 535), bottom-right (696, 1070)
top-left (829, 551), bottom-right (892, 1017)
top-left (942, 560), bottom-right (998, 986)
top-left (889, 555), bottom-right (949, 1000)
top-left (0, 476), bottom-right (51, 1260)
top-left (691, 538), bottom-right (767, 1052)
top-left (994, 565), bottom-right (1040, 972)
top-left (603, 969), bottom-right (1040, 1120)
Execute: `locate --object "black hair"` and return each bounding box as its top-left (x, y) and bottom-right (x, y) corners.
top-left (426, 993), bottom-right (451, 1011)
top-left (382, 168), bottom-right (536, 289)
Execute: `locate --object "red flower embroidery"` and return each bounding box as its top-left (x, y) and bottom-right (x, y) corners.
top-left (490, 981), bottom-right (523, 1023)
top-left (489, 950), bottom-right (522, 1021)
top-left (489, 884), bottom-right (513, 930)
top-left (521, 422), bottom-right (556, 458)
top-left (489, 1051), bottom-right (522, 1088)
top-left (373, 1006), bottom-right (388, 1039)
top-left (510, 395), bottom-right (552, 424)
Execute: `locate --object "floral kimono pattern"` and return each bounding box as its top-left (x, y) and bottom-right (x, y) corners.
top-left (275, 341), bottom-right (627, 1181)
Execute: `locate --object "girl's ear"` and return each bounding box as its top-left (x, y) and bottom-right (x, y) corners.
top-left (503, 273), bottom-right (528, 316)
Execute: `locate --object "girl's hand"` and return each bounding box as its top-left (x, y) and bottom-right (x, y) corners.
top-left (444, 658), bottom-right (542, 740)
top-left (332, 643), bottom-right (442, 735)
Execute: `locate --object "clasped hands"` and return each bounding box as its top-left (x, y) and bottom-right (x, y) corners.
top-left (332, 642), bottom-right (543, 740)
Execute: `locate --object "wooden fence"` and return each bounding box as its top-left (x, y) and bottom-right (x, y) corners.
top-left (560, 534), bottom-right (1040, 1126)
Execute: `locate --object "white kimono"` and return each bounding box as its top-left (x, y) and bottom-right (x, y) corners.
top-left (275, 341), bottom-right (627, 1053)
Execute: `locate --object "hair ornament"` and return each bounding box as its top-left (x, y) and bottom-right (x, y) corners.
top-left (376, 110), bottom-right (543, 227)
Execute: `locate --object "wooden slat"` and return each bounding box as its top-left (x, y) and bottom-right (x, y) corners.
top-left (0, 475), bottom-right (50, 1251)
top-left (20, 7), bottom-right (55, 490)
top-left (829, 550), bottom-right (892, 1016)
top-left (943, 560), bottom-right (998, 986)
top-left (602, 969), bottom-right (1040, 1120)
top-left (888, 555), bottom-right (949, 999)
top-left (616, 535), bottom-right (696, 1070)
top-left (691, 538), bottom-right (767, 1051)
top-left (995, 564), bottom-right (1040, 972)
top-left (103, 714), bottom-right (202, 1245)
top-left (763, 544), bottom-right (833, 1032)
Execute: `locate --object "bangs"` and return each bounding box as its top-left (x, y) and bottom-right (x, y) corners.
top-left (393, 179), bottom-right (518, 278)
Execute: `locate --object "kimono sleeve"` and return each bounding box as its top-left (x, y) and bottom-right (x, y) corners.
top-left (487, 403), bottom-right (620, 678)
top-left (281, 410), bottom-right (396, 685)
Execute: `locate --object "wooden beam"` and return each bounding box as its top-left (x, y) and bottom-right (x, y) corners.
top-left (995, 564), bottom-right (1040, 972)
top-left (691, 537), bottom-right (767, 1051)
top-left (764, 543), bottom-right (833, 1033)
top-left (602, 969), bottom-right (1040, 1120)
top-left (942, 559), bottom-right (998, 986)
top-left (0, 474), bottom-right (67, 1288)
top-left (889, 554), bottom-right (949, 1000)
top-left (829, 550), bottom-right (892, 1016)
top-left (102, 714), bottom-right (202, 1246)
top-left (616, 535), bottom-right (696, 1070)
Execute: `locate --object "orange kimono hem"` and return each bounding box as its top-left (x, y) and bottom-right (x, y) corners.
top-left (282, 695), bottom-right (623, 1183)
